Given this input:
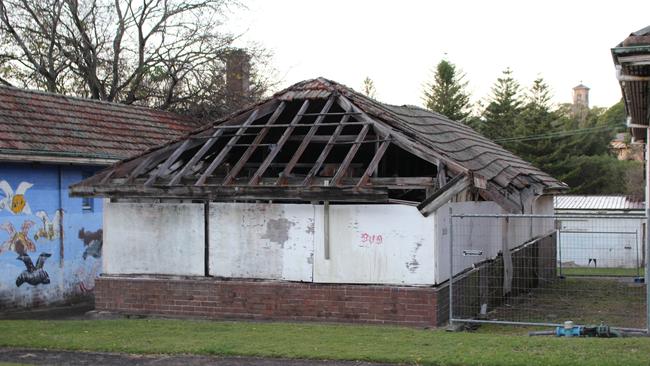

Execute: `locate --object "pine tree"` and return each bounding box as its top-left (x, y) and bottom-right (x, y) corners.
top-left (422, 60), bottom-right (471, 122)
top-left (509, 78), bottom-right (557, 171)
top-left (480, 68), bottom-right (522, 144)
top-left (362, 77), bottom-right (377, 99)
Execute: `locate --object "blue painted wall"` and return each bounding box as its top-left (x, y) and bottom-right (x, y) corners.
top-left (0, 163), bottom-right (103, 310)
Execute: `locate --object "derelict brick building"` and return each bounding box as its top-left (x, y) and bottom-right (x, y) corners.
top-left (71, 78), bottom-right (566, 326)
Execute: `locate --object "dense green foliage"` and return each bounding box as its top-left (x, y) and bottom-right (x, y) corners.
top-left (423, 60), bottom-right (472, 122)
top-left (479, 68), bottom-right (524, 144)
top-left (2, 319), bottom-right (650, 365)
top-left (423, 61), bottom-right (640, 195)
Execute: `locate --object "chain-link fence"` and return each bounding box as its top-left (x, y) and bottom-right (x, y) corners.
top-left (448, 212), bottom-right (648, 332)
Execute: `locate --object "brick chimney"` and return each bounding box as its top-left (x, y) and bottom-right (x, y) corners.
top-left (225, 49), bottom-right (251, 102)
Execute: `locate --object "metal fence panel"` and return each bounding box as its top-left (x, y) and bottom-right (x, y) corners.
top-left (449, 211), bottom-right (648, 332)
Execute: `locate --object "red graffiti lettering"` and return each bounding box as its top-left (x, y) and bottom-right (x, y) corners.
top-left (360, 233), bottom-right (383, 245)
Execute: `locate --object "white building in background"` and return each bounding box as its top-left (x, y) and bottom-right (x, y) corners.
top-left (554, 195), bottom-right (645, 269)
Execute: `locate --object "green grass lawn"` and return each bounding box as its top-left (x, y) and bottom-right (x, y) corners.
top-left (1, 319), bottom-right (650, 366)
top-left (559, 267), bottom-right (645, 277)
top-left (484, 277), bottom-right (646, 328)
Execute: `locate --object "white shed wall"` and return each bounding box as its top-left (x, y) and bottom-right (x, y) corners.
top-left (208, 203), bottom-right (318, 281)
top-left (313, 204), bottom-right (435, 285)
top-left (103, 202), bottom-right (205, 276)
top-left (557, 215), bottom-right (644, 268)
top-left (434, 196), bottom-right (555, 284)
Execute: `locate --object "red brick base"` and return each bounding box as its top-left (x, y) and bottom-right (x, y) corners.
top-left (95, 276), bottom-right (440, 327)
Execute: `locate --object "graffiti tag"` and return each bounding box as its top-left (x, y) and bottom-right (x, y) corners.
top-left (360, 232), bottom-right (383, 245)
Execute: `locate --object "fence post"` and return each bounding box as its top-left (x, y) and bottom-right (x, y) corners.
top-left (646, 128), bottom-right (650, 334)
top-left (449, 206), bottom-right (454, 326)
top-left (644, 127), bottom-right (650, 334)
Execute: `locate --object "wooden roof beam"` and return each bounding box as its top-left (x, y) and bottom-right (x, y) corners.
top-left (248, 100), bottom-right (311, 185)
top-left (167, 101), bottom-right (279, 186)
top-left (417, 174), bottom-right (471, 217)
top-left (302, 102), bottom-right (353, 186)
top-left (144, 139), bottom-right (193, 186)
top-left (331, 124), bottom-right (370, 186)
top-left (195, 108), bottom-right (260, 186)
top-left (71, 184), bottom-right (389, 203)
top-left (337, 95), bottom-right (469, 176)
top-left (222, 101), bottom-right (287, 185)
top-left (276, 96), bottom-right (336, 185)
top-left (356, 139), bottom-right (390, 188)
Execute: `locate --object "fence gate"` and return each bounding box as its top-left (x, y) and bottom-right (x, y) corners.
top-left (448, 211), bottom-right (648, 332)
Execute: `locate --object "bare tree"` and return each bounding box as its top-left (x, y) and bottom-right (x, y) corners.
top-left (0, 0), bottom-right (273, 115)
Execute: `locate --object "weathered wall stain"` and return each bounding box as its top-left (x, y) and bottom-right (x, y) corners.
top-left (405, 242), bottom-right (423, 273)
top-left (261, 218), bottom-right (295, 247)
top-left (305, 218), bottom-right (315, 235)
top-left (79, 228), bottom-right (103, 259)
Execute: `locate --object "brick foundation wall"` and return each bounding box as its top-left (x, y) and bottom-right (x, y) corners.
top-left (95, 277), bottom-right (439, 327)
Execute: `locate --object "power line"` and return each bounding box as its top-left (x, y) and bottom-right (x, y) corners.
top-left (493, 124), bottom-right (623, 143)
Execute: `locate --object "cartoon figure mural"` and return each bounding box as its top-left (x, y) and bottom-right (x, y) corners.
top-left (16, 252), bottom-right (51, 287)
top-left (79, 228), bottom-right (102, 260)
top-left (0, 174), bottom-right (103, 308)
top-left (0, 180), bottom-right (33, 215)
top-left (0, 221), bottom-right (36, 255)
top-left (34, 209), bottom-right (64, 241)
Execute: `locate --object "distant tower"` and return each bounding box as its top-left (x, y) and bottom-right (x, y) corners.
top-left (572, 83), bottom-right (590, 119)
top-left (573, 84), bottom-right (589, 108)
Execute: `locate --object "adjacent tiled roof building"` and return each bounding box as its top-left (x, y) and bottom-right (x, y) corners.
top-left (0, 85), bottom-right (202, 165)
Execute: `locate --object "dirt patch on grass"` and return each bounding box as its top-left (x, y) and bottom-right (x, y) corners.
top-left (483, 276), bottom-right (646, 329)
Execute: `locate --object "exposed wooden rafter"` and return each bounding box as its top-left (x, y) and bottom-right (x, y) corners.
top-left (222, 102), bottom-right (287, 185)
top-left (276, 96), bottom-right (336, 185)
top-left (332, 124), bottom-right (370, 186)
top-left (356, 139), bottom-right (390, 187)
top-left (248, 100), bottom-right (311, 185)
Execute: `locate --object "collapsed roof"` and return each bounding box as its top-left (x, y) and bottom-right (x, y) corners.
top-left (70, 78), bottom-right (566, 213)
top-left (612, 25), bottom-right (650, 140)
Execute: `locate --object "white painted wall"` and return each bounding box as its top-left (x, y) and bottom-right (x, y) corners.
top-left (103, 202), bottom-right (205, 276)
top-left (102, 194), bottom-right (555, 285)
top-left (434, 196), bottom-right (556, 284)
top-left (434, 201), bottom-right (502, 284)
top-left (313, 204), bottom-right (436, 285)
top-left (557, 215), bottom-right (644, 268)
top-left (209, 203), bottom-right (318, 281)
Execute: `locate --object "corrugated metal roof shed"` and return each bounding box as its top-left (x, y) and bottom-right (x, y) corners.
top-left (0, 85), bottom-right (202, 163)
top-left (554, 195), bottom-right (644, 210)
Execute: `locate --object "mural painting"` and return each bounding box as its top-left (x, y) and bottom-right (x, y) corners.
top-left (34, 209), bottom-right (64, 241)
top-left (16, 253), bottom-right (51, 286)
top-left (0, 174), bottom-right (103, 309)
top-left (0, 180), bottom-right (33, 215)
top-left (0, 221), bottom-right (36, 255)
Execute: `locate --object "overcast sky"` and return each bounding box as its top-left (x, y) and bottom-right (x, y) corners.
top-left (229, 0), bottom-right (650, 110)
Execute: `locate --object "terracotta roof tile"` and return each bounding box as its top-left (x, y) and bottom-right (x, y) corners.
top-left (0, 85), bottom-right (202, 160)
